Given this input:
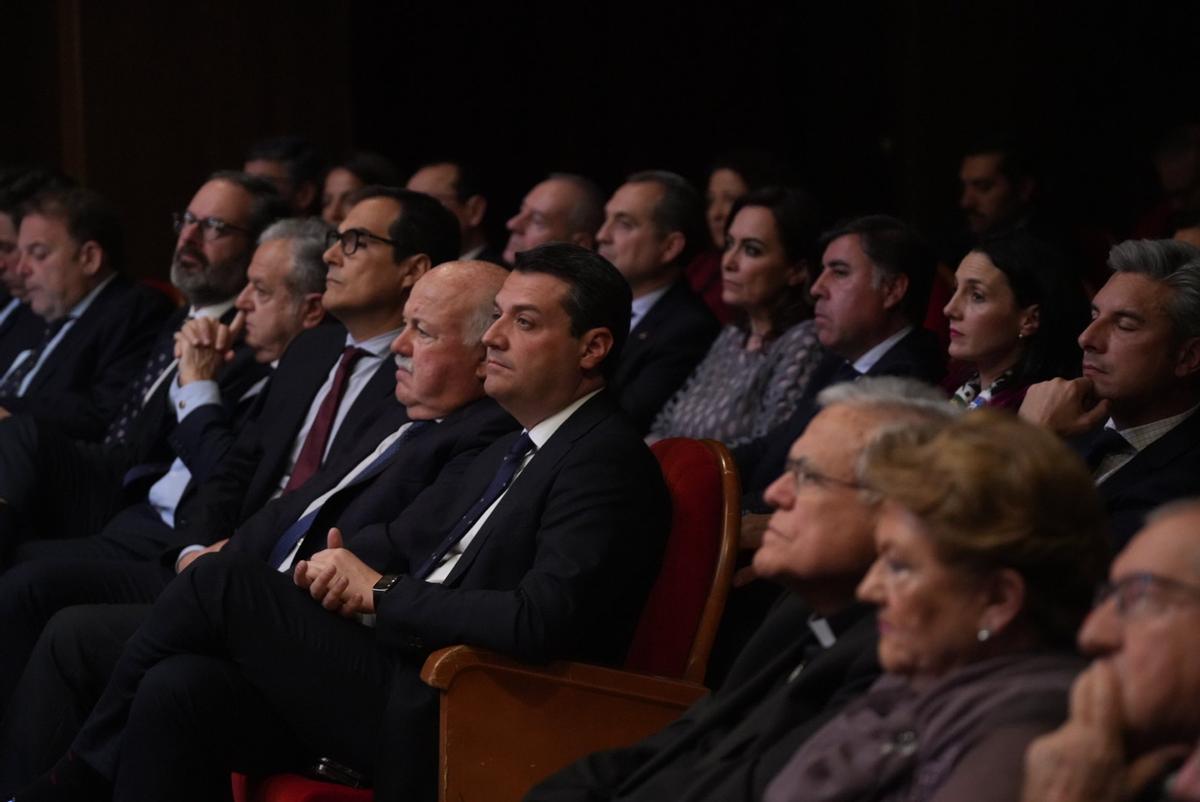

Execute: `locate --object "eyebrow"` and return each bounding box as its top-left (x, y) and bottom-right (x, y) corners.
top-left (504, 302), bottom-right (544, 315)
top-left (824, 259), bottom-right (851, 269)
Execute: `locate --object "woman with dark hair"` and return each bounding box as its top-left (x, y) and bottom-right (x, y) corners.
top-left (942, 232), bottom-right (1088, 410)
top-left (320, 152), bottom-right (399, 226)
top-left (648, 187), bottom-right (824, 447)
top-left (766, 411), bottom-right (1110, 802)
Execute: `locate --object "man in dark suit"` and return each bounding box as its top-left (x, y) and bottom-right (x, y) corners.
top-left (598, 170), bottom-right (719, 433)
top-left (1020, 239), bottom-right (1200, 548)
top-left (0, 261), bottom-right (518, 785)
top-left (0, 187), bottom-right (173, 440)
top-left (0, 171), bottom-right (283, 557)
top-left (735, 215), bottom-right (946, 512)
top-left (407, 159), bottom-right (507, 265)
top-left (527, 377), bottom-right (955, 802)
top-left (7, 243), bottom-right (670, 802)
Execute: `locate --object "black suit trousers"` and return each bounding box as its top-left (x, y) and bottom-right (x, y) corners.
top-left (72, 552), bottom-right (395, 802)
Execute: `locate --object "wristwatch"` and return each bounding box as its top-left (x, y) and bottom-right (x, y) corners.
top-left (372, 573), bottom-right (401, 607)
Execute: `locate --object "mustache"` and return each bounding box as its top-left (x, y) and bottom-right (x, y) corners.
top-left (173, 243), bottom-right (208, 267)
top-left (394, 354), bottom-right (413, 372)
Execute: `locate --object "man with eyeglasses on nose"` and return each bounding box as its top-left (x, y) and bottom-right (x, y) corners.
top-left (1023, 499), bottom-right (1200, 802)
top-left (0, 170), bottom-right (281, 561)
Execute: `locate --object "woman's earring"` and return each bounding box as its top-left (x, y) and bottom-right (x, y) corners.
top-left (977, 628), bottom-right (991, 642)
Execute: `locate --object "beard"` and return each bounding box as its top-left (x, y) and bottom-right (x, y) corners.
top-left (170, 243), bottom-right (250, 307)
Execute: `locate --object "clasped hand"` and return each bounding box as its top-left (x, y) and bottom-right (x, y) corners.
top-left (293, 528), bottom-right (382, 617)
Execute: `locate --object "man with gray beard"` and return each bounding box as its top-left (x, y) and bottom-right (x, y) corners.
top-left (0, 171), bottom-right (284, 561)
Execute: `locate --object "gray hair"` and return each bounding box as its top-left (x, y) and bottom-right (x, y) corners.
top-left (259, 217), bottom-right (331, 299)
top-left (548, 172), bottom-right (605, 237)
top-left (817, 376), bottom-right (958, 422)
top-left (1144, 497), bottom-right (1200, 579)
top-left (1108, 240), bottom-right (1200, 341)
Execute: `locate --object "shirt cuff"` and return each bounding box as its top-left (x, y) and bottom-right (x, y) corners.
top-left (170, 379), bottom-right (221, 422)
top-left (175, 544), bottom-right (207, 573)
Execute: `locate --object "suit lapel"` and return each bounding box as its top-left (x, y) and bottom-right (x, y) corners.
top-left (1098, 410), bottom-right (1200, 500)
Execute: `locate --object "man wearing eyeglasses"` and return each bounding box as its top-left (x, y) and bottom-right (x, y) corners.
top-left (1023, 499), bottom-right (1200, 802)
top-left (0, 171), bottom-right (280, 562)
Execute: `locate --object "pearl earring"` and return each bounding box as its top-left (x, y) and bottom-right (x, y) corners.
top-left (977, 628), bottom-right (991, 642)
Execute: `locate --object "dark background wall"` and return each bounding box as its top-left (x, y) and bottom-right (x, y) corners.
top-left (2, 0), bottom-right (1197, 279)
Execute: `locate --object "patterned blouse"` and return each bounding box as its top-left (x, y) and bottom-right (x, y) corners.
top-left (648, 320), bottom-right (824, 447)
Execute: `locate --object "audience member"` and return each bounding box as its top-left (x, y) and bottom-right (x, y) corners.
top-left (1134, 124), bottom-right (1200, 239)
top-left (243, 135), bottom-right (323, 216)
top-left (1020, 239), bottom-right (1200, 546)
top-left (1023, 499), bottom-right (1200, 802)
top-left (320, 152), bottom-right (400, 227)
top-left (734, 214), bottom-right (944, 510)
top-left (0, 216), bottom-right (330, 718)
top-left (597, 170), bottom-right (719, 432)
top-left (943, 232), bottom-right (1088, 410)
top-left (0, 171), bottom-right (281, 560)
top-left (959, 135), bottom-right (1038, 242)
top-left (7, 242), bottom-right (670, 802)
top-left (0, 188), bottom-right (173, 439)
top-left (502, 173), bottom-right (604, 265)
top-left (765, 411), bottom-right (1110, 802)
top-left (695, 149), bottom-right (791, 321)
top-left (0, 260), bottom-right (518, 786)
top-left (527, 377), bottom-right (953, 802)
top-left (649, 186), bottom-right (821, 446)
top-left (407, 160), bottom-right (504, 264)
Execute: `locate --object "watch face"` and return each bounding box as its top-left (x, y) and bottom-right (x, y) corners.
top-left (373, 574), bottom-right (399, 593)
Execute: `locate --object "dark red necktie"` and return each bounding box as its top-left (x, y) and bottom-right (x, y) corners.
top-left (284, 346), bottom-right (368, 491)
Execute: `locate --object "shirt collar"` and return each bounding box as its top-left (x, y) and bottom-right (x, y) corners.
top-left (1106, 403), bottom-right (1200, 453)
top-left (852, 325), bottom-right (913, 374)
top-left (190, 298), bottom-right (237, 320)
top-left (630, 284), bottom-right (672, 331)
top-left (347, 327), bottom-right (403, 358)
top-left (64, 273), bottom-right (117, 320)
top-left (525, 388), bottom-right (602, 450)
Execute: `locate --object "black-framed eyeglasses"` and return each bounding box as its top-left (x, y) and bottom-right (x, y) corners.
top-left (325, 227), bottom-right (398, 256)
top-left (1094, 572), bottom-right (1200, 618)
top-left (783, 457), bottom-right (865, 493)
top-left (172, 211), bottom-right (251, 241)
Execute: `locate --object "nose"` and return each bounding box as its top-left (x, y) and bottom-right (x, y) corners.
top-left (810, 268), bottom-right (830, 298)
top-left (15, 250), bottom-right (33, 278)
top-left (323, 241), bottom-right (342, 267)
top-left (1077, 599), bottom-right (1121, 657)
top-left (481, 315), bottom-right (505, 350)
top-left (856, 559), bottom-right (885, 604)
top-left (595, 218), bottom-right (613, 245)
top-left (960, 187), bottom-right (975, 210)
top-left (942, 288), bottom-right (963, 320)
top-left (762, 471), bottom-right (793, 511)
top-left (392, 325), bottom-right (414, 356)
top-left (234, 283), bottom-right (254, 311)
top-left (1078, 316), bottom-right (1103, 352)
top-left (721, 243), bottom-right (738, 272)
top-left (506, 210), bottom-right (526, 233)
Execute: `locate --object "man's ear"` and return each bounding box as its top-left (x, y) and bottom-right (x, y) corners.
top-left (880, 272), bottom-right (910, 312)
top-left (78, 240), bottom-right (105, 276)
top-left (298, 293), bottom-right (326, 329)
top-left (571, 231), bottom-right (597, 251)
top-left (1174, 336), bottom-right (1200, 379)
top-left (659, 231), bottom-right (686, 267)
top-left (578, 326), bottom-right (614, 373)
top-left (402, 254), bottom-right (432, 289)
top-left (464, 195), bottom-right (487, 229)
top-left (785, 258), bottom-right (809, 287)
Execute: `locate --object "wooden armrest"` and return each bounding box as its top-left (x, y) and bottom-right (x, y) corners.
top-left (420, 645), bottom-right (708, 802)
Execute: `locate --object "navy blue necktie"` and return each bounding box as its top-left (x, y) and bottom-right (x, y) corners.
top-left (268, 420), bottom-right (431, 569)
top-left (0, 316), bottom-right (72, 396)
top-left (1085, 428), bottom-right (1131, 473)
top-left (105, 324), bottom-right (179, 445)
top-left (412, 431), bottom-right (535, 580)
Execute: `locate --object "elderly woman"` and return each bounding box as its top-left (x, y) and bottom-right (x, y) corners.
top-left (765, 411), bottom-right (1110, 802)
top-left (648, 187), bottom-right (824, 447)
top-left (942, 232), bottom-right (1088, 409)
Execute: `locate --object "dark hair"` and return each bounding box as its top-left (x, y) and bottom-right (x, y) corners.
top-left (0, 166), bottom-right (75, 227)
top-left (963, 133), bottom-right (1037, 185)
top-left (346, 186), bottom-right (461, 266)
top-left (707, 148), bottom-right (792, 192)
top-left (725, 186), bottom-right (820, 336)
top-left (970, 232), bottom-right (1089, 384)
top-left (819, 214), bottom-right (936, 326)
top-left (206, 170), bottom-right (290, 238)
top-left (244, 135), bottom-right (324, 187)
top-left (624, 170), bottom-right (707, 268)
top-left (22, 186), bottom-right (125, 271)
top-left (330, 152), bottom-right (400, 187)
top-left (413, 159), bottom-right (486, 203)
top-left (513, 242), bottom-right (631, 379)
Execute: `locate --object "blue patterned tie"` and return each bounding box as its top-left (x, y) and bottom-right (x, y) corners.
top-left (0, 316), bottom-right (73, 396)
top-left (268, 421), bottom-right (431, 569)
top-left (104, 330), bottom-right (178, 445)
top-left (412, 431), bottom-right (535, 580)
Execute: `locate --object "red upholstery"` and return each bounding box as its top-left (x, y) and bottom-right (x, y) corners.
top-left (233, 772), bottom-right (370, 802)
top-left (625, 437), bottom-right (726, 679)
